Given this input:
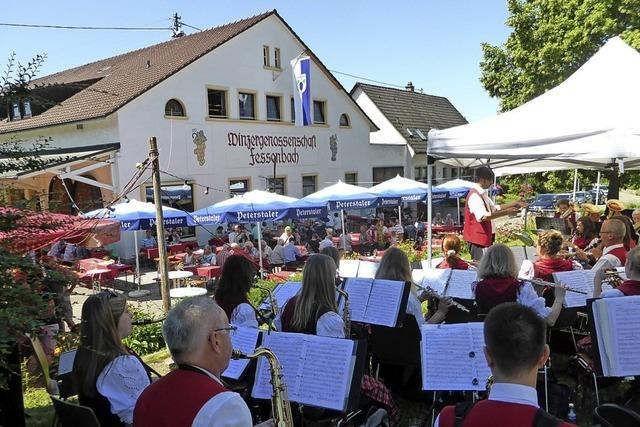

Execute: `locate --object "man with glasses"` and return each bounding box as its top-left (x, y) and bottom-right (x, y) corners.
top-left (134, 297), bottom-right (271, 426)
top-left (591, 219), bottom-right (628, 272)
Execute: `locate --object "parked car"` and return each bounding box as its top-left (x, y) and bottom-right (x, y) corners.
top-left (528, 193), bottom-right (558, 213)
top-left (571, 191), bottom-right (593, 204)
top-left (588, 186), bottom-right (607, 204)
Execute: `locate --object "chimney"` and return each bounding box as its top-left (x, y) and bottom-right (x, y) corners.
top-left (405, 81), bottom-right (415, 92)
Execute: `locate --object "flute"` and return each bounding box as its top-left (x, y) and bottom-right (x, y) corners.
top-left (414, 283), bottom-right (470, 312)
top-left (518, 277), bottom-right (588, 295)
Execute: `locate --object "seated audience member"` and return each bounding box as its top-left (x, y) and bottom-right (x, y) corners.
top-left (134, 297), bottom-right (270, 427)
top-left (339, 232), bottom-right (353, 252)
top-left (520, 230), bottom-right (581, 282)
top-left (75, 245), bottom-right (90, 259)
top-left (259, 240), bottom-right (272, 261)
top-left (169, 229), bottom-right (181, 244)
top-left (436, 303), bottom-right (576, 427)
top-left (227, 225), bottom-right (240, 245)
top-left (216, 244), bottom-right (231, 269)
top-left (276, 254), bottom-right (344, 338)
top-left (141, 230), bottom-right (156, 249)
top-left (571, 217), bottom-right (598, 250)
top-left (182, 246), bottom-right (195, 266)
top-left (437, 234), bottom-right (472, 270)
top-left (73, 292), bottom-right (150, 426)
top-left (474, 244), bottom-right (565, 326)
top-left (270, 238), bottom-right (285, 266)
top-left (279, 225), bottom-right (293, 244)
top-left (595, 246), bottom-right (640, 298)
top-left (283, 238), bottom-right (302, 267)
top-left (376, 247), bottom-right (450, 325)
top-left (244, 241), bottom-right (258, 258)
top-left (554, 199), bottom-right (576, 231)
top-left (319, 229), bottom-right (335, 251)
top-left (214, 256), bottom-right (258, 328)
top-left (375, 220), bottom-right (388, 250)
top-left (47, 240), bottom-right (65, 259)
top-left (200, 245), bottom-right (215, 265)
top-left (307, 233), bottom-right (321, 254)
top-left (443, 213), bottom-right (455, 226)
top-left (62, 243), bottom-right (77, 262)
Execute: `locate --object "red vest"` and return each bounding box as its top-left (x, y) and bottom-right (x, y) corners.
top-left (533, 258), bottom-right (574, 283)
top-left (474, 277), bottom-right (521, 315)
top-left (617, 280), bottom-right (640, 296)
top-left (133, 367), bottom-right (227, 427)
top-left (607, 246), bottom-right (628, 266)
top-left (438, 400), bottom-right (575, 427)
top-left (437, 256), bottom-right (470, 270)
top-left (463, 189), bottom-right (493, 247)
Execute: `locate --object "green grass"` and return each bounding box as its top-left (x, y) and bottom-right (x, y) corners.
top-left (24, 387), bottom-right (53, 427)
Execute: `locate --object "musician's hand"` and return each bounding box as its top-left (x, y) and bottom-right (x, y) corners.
top-left (574, 249), bottom-right (589, 261)
top-left (590, 247), bottom-right (603, 260)
top-left (554, 285), bottom-right (567, 301)
top-left (503, 206), bottom-right (520, 216)
top-left (437, 298), bottom-right (453, 314)
top-left (255, 419), bottom-right (275, 427)
top-left (515, 199), bottom-right (528, 209)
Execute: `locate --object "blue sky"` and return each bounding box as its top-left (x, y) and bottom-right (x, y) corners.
top-left (1, 0), bottom-right (511, 122)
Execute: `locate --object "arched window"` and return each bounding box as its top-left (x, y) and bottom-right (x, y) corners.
top-left (339, 113), bottom-right (350, 127)
top-left (165, 99), bottom-right (186, 117)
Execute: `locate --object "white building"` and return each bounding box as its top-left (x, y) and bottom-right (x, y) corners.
top-left (1, 10), bottom-right (409, 256)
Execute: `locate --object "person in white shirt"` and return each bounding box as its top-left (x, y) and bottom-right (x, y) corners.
top-left (463, 166), bottom-right (527, 261)
top-left (591, 219), bottom-right (628, 296)
top-left (141, 230), bottom-right (157, 249)
top-left (214, 255), bottom-right (259, 328)
top-left (200, 245), bottom-right (216, 265)
top-left (319, 229), bottom-right (335, 251)
top-left (278, 226), bottom-right (293, 244)
top-left (73, 291), bottom-right (150, 426)
top-left (134, 297), bottom-right (271, 427)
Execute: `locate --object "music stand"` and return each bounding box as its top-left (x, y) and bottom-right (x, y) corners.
top-left (535, 217), bottom-right (570, 235)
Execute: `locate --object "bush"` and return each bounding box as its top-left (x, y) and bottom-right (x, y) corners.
top-left (123, 305), bottom-right (166, 356)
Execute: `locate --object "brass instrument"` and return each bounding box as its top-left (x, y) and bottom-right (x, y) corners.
top-left (414, 283), bottom-right (470, 313)
top-left (603, 269), bottom-right (623, 288)
top-left (335, 286), bottom-right (351, 337)
top-left (486, 374), bottom-right (494, 394)
top-left (232, 348), bottom-right (293, 427)
top-left (255, 284), bottom-right (279, 316)
top-left (559, 203), bottom-right (575, 219)
top-left (518, 277), bottom-right (588, 295)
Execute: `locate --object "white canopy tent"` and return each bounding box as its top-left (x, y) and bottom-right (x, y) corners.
top-left (423, 36), bottom-right (640, 264)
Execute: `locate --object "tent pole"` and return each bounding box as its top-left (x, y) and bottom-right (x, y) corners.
top-left (572, 169), bottom-right (578, 202)
top-left (595, 172), bottom-right (601, 205)
top-left (427, 157), bottom-right (433, 267)
top-left (341, 210), bottom-right (346, 249)
top-left (134, 230), bottom-right (140, 285)
top-left (257, 222), bottom-right (264, 278)
top-left (456, 197), bottom-right (460, 225)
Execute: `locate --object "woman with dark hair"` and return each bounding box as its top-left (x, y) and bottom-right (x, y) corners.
top-left (276, 254), bottom-right (344, 337)
top-left (213, 255), bottom-right (259, 328)
top-left (572, 217), bottom-right (598, 250)
top-left (376, 247), bottom-right (450, 325)
top-left (73, 292), bottom-right (150, 426)
top-left (436, 234), bottom-right (472, 270)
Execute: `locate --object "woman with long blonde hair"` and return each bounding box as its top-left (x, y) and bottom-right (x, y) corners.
top-left (73, 291), bottom-right (150, 426)
top-left (376, 247), bottom-right (450, 324)
top-left (276, 254), bottom-right (345, 337)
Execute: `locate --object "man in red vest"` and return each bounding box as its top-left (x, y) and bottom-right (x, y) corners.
top-left (463, 166), bottom-right (526, 261)
top-left (133, 297), bottom-right (271, 427)
top-left (436, 303), bottom-right (576, 427)
top-left (596, 246), bottom-right (640, 298)
top-left (591, 218), bottom-right (628, 297)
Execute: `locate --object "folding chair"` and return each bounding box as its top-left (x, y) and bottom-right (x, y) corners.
top-left (593, 403), bottom-right (640, 427)
top-left (50, 396), bottom-right (101, 427)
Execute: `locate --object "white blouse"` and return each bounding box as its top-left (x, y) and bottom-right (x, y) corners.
top-left (230, 303), bottom-right (259, 328)
top-left (96, 355), bottom-right (150, 425)
top-left (518, 259), bottom-right (582, 280)
top-left (274, 311), bottom-right (346, 338)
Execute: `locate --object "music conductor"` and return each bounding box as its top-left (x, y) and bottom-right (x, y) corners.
top-left (463, 166), bottom-right (527, 261)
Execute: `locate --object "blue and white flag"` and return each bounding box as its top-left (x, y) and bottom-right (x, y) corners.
top-left (291, 55), bottom-right (312, 126)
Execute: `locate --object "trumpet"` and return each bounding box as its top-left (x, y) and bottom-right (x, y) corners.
top-left (518, 277), bottom-right (588, 295)
top-left (232, 348), bottom-right (293, 427)
top-left (603, 269), bottom-right (623, 288)
top-left (414, 283), bottom-right (470, 312)
top-left (335, 286), bottom-right (351, 337)
top-left (255, 284), bottom-right (279, 316)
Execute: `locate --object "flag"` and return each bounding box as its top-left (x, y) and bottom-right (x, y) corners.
top-left (291, 55), bottom-right (312, 126)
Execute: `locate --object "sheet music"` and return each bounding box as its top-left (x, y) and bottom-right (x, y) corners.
top-left (510, 247), bottom-right (526, 270)
top-left (57, 349), bottom-right (77, 376)
top-left (421, 323), bottom-right (488, 391)
top-left (223, 327), bottom-right (260, 380)
top-left (443, 270), bottom-right (477, 300)
top-left (525, 247), bottom-right (538, 261)
top-left (593, 296), bottom-right (640, 377)
top-left (259, 282), bottom-right (301, 311)
top-left (357, 261), bottom-right (379, 279)
top-left (364, 280), bottom-right (405, 327)
top-left (419, 268), bottom-right (450, 295)
top-left (420, 258), bottom-right (444, 270)
top-left (554, 270), bottom-right (611, 308)
top-left (342, 278), bottom-right (373, 321)
top-left (252, 332), bottom-right (355, 411)
top-left (339, 260), bottom-right (360, 278)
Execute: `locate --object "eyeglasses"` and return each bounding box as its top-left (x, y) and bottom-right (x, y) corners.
top-left (600, 231), bottom-right (613, 234)
top-left (212, 325), bottom-right (237, 337)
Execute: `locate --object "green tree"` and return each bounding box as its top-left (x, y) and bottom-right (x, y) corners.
top-left (480, 0), bottom-right (640, 199)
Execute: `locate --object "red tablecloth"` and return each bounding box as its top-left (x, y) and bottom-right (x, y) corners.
top-left (267, 271), bottom-right (296, 283)
top-left (144, 247), bottom-right (159, 259)
top-left (107, 263), bottom-right (133, 276)
top-left (183, 265), bottom-right (222, 280)
top-left (77, 258), bottom-right (112, 272)
top-left (431, 225), bottom-right (463, 234)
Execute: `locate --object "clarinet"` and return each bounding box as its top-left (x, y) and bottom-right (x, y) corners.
top-left (414, 283), bottom-right (470, 312)
top-left (335, 286), bottom-right (351, 337)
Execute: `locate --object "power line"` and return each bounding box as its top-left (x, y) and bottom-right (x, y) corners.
top-left (0, 22), bottom-right (171, 31)
top-left (328, 69), bottom-right (407, 90)
top-left (181, 22), bottom-right (202, 32)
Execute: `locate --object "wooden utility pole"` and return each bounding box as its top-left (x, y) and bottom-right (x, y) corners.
top-left (149, 137), bottom-right (170, 312)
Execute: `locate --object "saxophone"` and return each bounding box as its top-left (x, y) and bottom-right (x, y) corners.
top-left (335, 286), bottom-right (351, 337)
top-left (255, 284), bottom-right (279, 316)
top-left (232, 348), bottom-right (293, 427)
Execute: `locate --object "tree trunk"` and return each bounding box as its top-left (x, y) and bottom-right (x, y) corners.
top-left (0, 343), bottom-right (25, 427)
top-left (608, 169), bottom-right (620, 200)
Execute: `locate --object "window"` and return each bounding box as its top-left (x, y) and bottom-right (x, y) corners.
top-left (267, 177), bottom-right (286, 195)
top-left (344, 172), bottom-right (358, 186)
top-left (414, 167), bottom-right (428, 183)
top-left (22, 101), bottom-right (32, 118)
top-left (263, 46), bottom-right (270, 67)
top-left (290, 97), bottom-right (295, 123)
top-left (145, 183), bottom-right (195, 237)
top-left (207, 89), bottom-right (227, 118)
top-left (238, 92), bottom-right (255, 120)
top-left (302, 175), bottom-right (317, 197)
top-left (442, 167), bottom-right (449, 179)
top-left (313, 100), bottom-right (326, 124)
top-left (339, 113), bottom-right (350, 127)
top-left (373, 167), bottom-right (403, 184)
top-left (266, 95), bottom-right (281, 121)
top-left (274, 48), bottom-right (281, 69)
top-left (451, 168), bottom-right (458, 178)
top-left (11, 103), bottom-right (21, 120)
top-left (164, 99), bottom-right (185, 117)
top-left (229, 179), bottom-right (249, 197)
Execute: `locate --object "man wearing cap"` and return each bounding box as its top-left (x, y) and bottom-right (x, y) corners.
top-left (581, 203), bottom-right (601, 223)
top-left (605, 199), bottom-right (625, 219)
